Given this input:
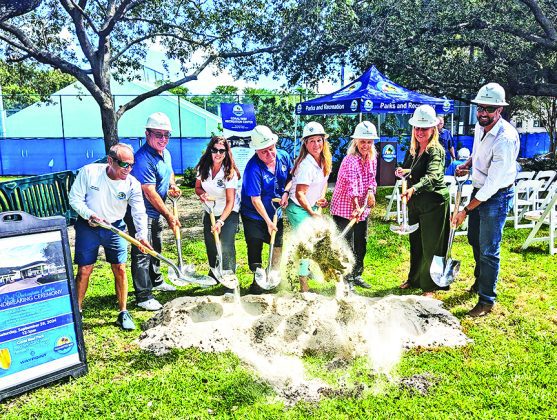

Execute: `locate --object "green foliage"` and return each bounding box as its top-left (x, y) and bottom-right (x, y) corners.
top-left (182, 167), bottom-right (197, 188)
top-left (0, 60), bottom-right (74, 111)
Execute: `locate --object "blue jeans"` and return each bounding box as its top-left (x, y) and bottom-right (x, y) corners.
top-left (467, 187), bottom-right (514, 304)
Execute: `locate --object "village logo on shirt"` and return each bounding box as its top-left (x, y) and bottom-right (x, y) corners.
top-left (217, 179), bottom-right (225, 188)
top-left (116, 192), bottom-right (126, 200)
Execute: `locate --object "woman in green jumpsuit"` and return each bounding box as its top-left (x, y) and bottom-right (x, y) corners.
top-left (396, 105), bottom-right (450, 296)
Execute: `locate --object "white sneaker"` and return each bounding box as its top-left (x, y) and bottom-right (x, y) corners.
top-left (137, 298), bottom-right (162, 311)
top-left (153, 282), bottom-right (176, 292)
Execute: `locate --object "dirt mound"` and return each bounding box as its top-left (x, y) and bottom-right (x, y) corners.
top-left (138, 292), bottom-right (470, 404)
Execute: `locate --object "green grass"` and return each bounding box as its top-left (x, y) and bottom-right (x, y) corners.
top-left (2, 187), bottom-right (557, 418)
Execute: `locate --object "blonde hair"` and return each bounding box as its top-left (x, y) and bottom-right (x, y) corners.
top-left (292, 135), bottom-right (332, 177)
top-left (346, 138), bottom-right (378, 162)
top-left (409, 127), bottom-right (441, 157)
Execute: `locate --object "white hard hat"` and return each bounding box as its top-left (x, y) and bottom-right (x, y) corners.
top-left (457, 147), bottom-right (470, 160)
top-left (350, 121), bottom-right (379, 139)
top-left (250, 125), bottom-right (278, 150)
top-left (145, 112), bottom-right (172, 131)
top-left (302, 121), bottom-right (327, 139)
top-left (409, 105), bottom-right (438, 128)
top-left (471, 83), bottom-right (508, 106)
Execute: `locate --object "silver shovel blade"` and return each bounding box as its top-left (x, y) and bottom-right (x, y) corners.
top-left (168, 267), bottom-right (217, 287)
top-left (430, 257), bottom-right (460, 288)
top-left (253, 266), bottom-right (279, 290)
top-left (430, 255), bottom-right (446, 287)
top-left (390, 223), bottom-right (419, 235)
top-left (221, 271), bottom-right (240, 289)
top-left (439, 259), bottom-right (460, 288)
top-left (210, 266), bottom-right (239, 289)
top-left (266, 270), bottom-right (282, 289)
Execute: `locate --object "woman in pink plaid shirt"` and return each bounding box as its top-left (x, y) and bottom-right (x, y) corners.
top-left (331, 121), bottom-right (378, 290)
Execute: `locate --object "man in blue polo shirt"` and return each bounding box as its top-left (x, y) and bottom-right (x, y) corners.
top-left (241, 125), bottom-right (292, 294)
top-left (125, 112), bottom-right (182, 311)
top-left (437, 116), bottom-right (456, 170)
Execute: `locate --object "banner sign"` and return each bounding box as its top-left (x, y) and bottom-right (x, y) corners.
top-left (0, 212), bottom-right (87, 401)
top-left (220, 103), bottom-right (256, 133)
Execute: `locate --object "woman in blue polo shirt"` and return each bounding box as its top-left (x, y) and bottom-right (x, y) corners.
top-left (241, 125), bottom-right (292, 294)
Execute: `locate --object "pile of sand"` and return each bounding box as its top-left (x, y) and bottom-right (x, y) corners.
top-left (138, 292), bottom-right (470, 404)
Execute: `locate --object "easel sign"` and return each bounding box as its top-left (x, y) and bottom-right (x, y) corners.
top-left (0, 212), bottom-right (87, 401)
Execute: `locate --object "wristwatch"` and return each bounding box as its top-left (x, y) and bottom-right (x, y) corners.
top-left (463, 206), bottom-right (471, 215)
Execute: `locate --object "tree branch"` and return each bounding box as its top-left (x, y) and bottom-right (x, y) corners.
top-left (99, 0), bottom-right (148, 37)
top-left (67, 0), bottom-right (99, 34)
top-left (0, 24), bottom-right (102, 97)
top-left (59, 0), bottom-right (96, 63)
top-left (518, 0), bottom-right (557, 42)
top-left (110, 32), bottom-right (213, 65)
top-left (116, 54), bottom-right (217, 117)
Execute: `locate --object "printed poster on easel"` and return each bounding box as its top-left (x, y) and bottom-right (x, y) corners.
top-left (0, 213), bottom-right (87, 401)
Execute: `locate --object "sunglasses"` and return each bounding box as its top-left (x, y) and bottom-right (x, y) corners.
top-left (148, 130), bottom-right (171, 139)
top-left (477, 105), bottom-right (499, 114)
top-left (211, 147), bottom-right (227, 155)
top-left (111, 156), bottom-right (134, 169)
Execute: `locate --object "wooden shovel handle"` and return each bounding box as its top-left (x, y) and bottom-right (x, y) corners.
top-left (209, 210), bottom-right (221, 246)
top-left (401, 179), bottom-right (408, 205)
top-left (97, 222), bottom-right (159, 259)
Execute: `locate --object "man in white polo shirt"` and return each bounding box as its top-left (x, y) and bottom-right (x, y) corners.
top-left (69, 143), bottom-right (151, 330)
top-left (452, 83), bottom-right (520, 317)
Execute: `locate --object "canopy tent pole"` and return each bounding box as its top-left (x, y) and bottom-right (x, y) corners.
top-left (359, 112), bottom-right (362, 123)
top-left (451, 113), bottom-right (454, 134)
top-left (293, 112), bottom-right (299, 156)
top-left (377, 113), bottom-right (381, 137)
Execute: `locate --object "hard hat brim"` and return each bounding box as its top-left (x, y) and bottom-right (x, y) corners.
top-left (250, 136), bottom-right (278, 150)
top-left (470, 98), bottom-right (509, 106)
top-left (350, 134), bottom-right (379, 139)
top-left (408, 117), bottom-right (438, 128)
top-left (302, 133), bottom-right (329, 140)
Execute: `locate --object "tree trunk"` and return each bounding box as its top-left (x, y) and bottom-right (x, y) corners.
top-left (100, 106), bottom-right (119, 154)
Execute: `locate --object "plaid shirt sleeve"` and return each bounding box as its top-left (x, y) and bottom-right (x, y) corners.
top-left (331, 155), bottom-right (376, 221)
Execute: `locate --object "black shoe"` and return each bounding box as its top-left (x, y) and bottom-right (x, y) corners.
top-left (467, 285), bottom-right (478, 294)
top-left (468, 302), bottom-right (494, 317)
top-left (353, 276), bottom-right (371, 289)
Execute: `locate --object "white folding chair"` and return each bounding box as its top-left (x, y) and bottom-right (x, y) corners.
top-left (512, 179), bottom-right (544, 228)
top-left (521, 183), bottom-right (557, 255)
top-left (515, 171), bottom-right (535, 184)
top-left (534, 170), bottom-right (557, 194)
top-left (383, 179), bottom-right (402, 223)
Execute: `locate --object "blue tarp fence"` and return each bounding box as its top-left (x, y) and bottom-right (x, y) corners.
top-left (0, 133), bottom-right (551, 176)
top-left (0, 137), bottom-right (210, 176)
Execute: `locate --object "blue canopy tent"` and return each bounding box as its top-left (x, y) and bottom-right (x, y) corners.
top-left (295, 66), bottom-right (454, 116)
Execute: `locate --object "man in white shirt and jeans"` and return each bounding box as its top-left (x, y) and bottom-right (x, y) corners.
top-left (452, 83), bottom-right (520, 317)
top-left (69, 143), bottom-right (152, 330)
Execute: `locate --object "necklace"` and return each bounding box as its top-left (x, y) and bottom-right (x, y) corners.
top-left (408, 150), bottom-right (424, 177)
